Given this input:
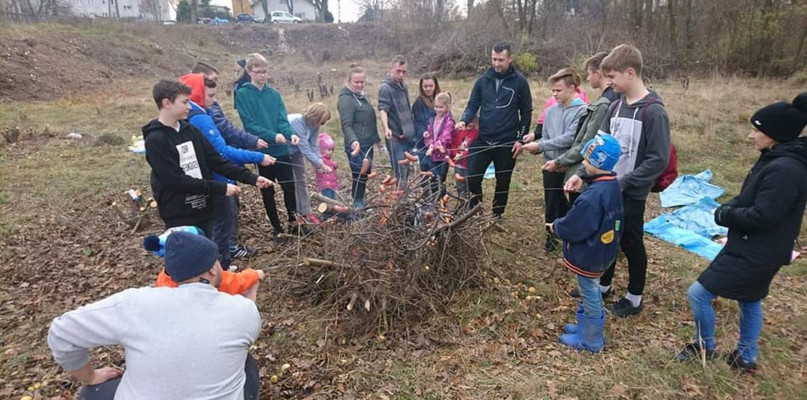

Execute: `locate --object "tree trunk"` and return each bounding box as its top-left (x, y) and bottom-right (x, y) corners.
top-left (466, 0), bottom-right (473, 17)
top-left (667, 0), bottom-right (677, 53)
top-left (684, 0), bottom-right (693, 52)
top-left (287, 0), bottom-right (294, 14)
top-left (190, 0), bottom-right (197, 23)
top-left (794, 11), bottom-right (807, 70)
top-left (260, 0), bottom-right (269, 22)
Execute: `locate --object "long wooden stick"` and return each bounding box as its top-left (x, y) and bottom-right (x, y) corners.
top-left (311, 192), bottom-right (347, 207)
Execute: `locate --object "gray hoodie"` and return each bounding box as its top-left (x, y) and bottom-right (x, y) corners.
top-left (538, 97), bottom-right (587, 161)
top-left (598, 90), bottom-right (671, 201)
top-left (377, 75), bottom-right (415, 143)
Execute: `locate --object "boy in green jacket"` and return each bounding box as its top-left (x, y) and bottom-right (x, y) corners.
top-left (235, 53), bottom-right (301, 238)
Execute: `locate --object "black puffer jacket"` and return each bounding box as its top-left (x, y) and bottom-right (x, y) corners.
top-left (698, 137), bottom-right (807, 302)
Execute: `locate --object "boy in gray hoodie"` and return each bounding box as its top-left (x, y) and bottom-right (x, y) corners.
top-left (565, 44), bottom-right (671, 317)
top-left (523, 68), bottom-right (587, 252)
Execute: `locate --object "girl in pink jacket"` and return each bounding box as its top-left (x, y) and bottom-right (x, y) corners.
top-left (422, 92), bottom-right (456, 198)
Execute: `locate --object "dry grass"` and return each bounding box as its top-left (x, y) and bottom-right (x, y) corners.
top-left (2, 58), bottom-right (807, 400)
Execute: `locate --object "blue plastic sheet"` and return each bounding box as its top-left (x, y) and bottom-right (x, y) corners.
top-left (664, 197), bottom-right (728, 238)
top-left (484, 163), bottom-right (496, 179)
top-left (644, 215), bottom-right (724, 261)
top-left (659, 169), bottom-right (725, 208)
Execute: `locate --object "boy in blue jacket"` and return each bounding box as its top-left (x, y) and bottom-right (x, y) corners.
top-left (550, 134), bottom-right (623, 353)
top-left (180, 73), bottom-right (275, 268)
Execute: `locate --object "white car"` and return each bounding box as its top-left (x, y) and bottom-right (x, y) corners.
top-left (270, 11), bottom-right (302, 23)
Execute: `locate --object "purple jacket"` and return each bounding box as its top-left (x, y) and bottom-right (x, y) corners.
top-left (425, 114), bottom-right (455, 162)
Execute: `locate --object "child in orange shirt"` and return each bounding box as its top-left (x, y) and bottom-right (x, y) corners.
top-left (144, 226), bottom-right (265, 300)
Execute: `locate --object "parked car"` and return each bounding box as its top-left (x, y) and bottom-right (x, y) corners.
top-left (210, 17), bottom-right (230, 25)
top-left (236, 13), bottom-right (258, 23)
top-left (270, 11), bottom-right (302, 23)
top-left (162, 19), bottom-right (176, 25)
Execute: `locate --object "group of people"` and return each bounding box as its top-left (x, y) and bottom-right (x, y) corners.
top-left (45, 40), bottom-right (807, 399)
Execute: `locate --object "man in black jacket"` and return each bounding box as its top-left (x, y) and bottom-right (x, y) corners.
top-left (143, 79), bottom-right (271, 236)
top-left (457, 42), bottom-right (533, 218)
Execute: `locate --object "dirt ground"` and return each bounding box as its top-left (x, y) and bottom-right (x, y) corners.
top-left (1, 21), bottom-right (807, 400)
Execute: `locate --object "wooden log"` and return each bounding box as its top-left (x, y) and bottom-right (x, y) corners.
top-left (311, 192), bottom-right (347, 207)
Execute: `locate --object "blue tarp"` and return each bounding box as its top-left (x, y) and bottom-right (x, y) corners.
top-left (644, 209), bottom-right (724, 261)
top-left (659, 169), bottom-right (725, 208)
top-left (484, 163), bottom-right (496, 179)
top-left (664, 197), bottom-right (728, 238)
top-left (645, 170), bottom-right (730, 260)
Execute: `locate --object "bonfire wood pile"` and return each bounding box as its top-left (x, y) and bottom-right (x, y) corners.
top-left (283, 173), bottom-right (496, 337)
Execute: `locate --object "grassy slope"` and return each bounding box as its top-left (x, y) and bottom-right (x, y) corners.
top-left (1, 24), bottom-right (806, 400)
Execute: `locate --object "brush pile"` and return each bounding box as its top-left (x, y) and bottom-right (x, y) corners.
top-left (283, 173), bottom-right (496, 337)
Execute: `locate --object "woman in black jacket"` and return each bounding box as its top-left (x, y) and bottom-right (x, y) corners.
top-left (675, 93), bottom-right (807, 373)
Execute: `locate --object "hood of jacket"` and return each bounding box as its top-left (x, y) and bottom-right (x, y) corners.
top-left (141, 118), bottom-right (192, 140)
top-left (484, 64), bottom-right (517, 81)
top-left (764, 136), bottom-right (807, 168)
top-left (382, 75), bottom-right (407, 91)
top-left (179, 73), bottom-right (206, 107)
top-left (339, 85), bottom-right (367, 105)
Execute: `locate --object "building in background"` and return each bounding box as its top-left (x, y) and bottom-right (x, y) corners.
top-left (248, 0), bottom-right (317, 22)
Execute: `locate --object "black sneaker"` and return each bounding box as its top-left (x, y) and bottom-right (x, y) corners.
top-left (230, 245), bottom-right (258, 259)
top-left (272, 230), bottom-right (288, 244)
top-left (607, 298), bottom-right (643, 317)
top-left (726, 350), bottom-right (758, 374)
top-left (674, 342), bottom-right (716, 362)
top-left (569, 287), bottom-right (612, 299)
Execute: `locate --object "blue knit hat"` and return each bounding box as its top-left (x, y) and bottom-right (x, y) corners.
top-left (580, 134), bottom-right (621, 171)
top-left (143, 225), bottom-right (206, 257)
top-left (164, 232), bottom-right (219, 282)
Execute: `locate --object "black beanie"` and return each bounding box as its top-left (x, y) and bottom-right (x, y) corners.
top-left (750, 92), bottom-right (807, 143)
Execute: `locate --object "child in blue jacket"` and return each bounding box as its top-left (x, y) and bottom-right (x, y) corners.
top-left (550, 134), bottom-right (623, 353)
top-left (180, 73), bottom-right (274, 268)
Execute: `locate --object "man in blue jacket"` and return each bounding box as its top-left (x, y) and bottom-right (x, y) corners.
top-left (192, 62), bottom-right (267, 259)
top-left (457, 41), bottom-right (533, 218)
top-left (180, 73), bottom-right (275, 268)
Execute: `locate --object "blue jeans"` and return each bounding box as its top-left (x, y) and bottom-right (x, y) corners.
top-left (687, 281), bottom-right (762, 362)
top-left (78, 354), bottom-right (260, 400)
top-left (420, 158), bottom-right (448, 199)
top-left (385, 137), bottom-right (414, 189)
top-left (212, 195), bottom-right (236, 268)
top-left (578, 275), bottom-right (602, 318)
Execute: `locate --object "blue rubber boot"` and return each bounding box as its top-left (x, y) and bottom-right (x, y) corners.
top-left (579, 309), bottom-right (606, 353)
top-left (563, 302), bottom-right (584, 334)
top-left (560, 309), bottom-right (605, 353)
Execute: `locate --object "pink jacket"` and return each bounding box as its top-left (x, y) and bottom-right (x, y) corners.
top-left (316, 156), bottom-right (339, 192)
top-left (537, 87), bottom-right (589, 124)
top-left (425, 114), bottom-right (455, 162)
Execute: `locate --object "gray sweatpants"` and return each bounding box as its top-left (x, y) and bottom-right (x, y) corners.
top-left (290, 151), bottom-right (313, 215)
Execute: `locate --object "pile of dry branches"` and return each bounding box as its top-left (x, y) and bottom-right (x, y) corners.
top-left (283, 173), bottom-right (496, 337)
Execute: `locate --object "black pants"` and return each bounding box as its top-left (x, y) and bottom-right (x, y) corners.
top-left (78, 354), bottom-right (260, 400)
top-left (466, 138), bottom-right (516, 216)
top-left (258, 156), bottom-right (297, 233)
top-left (600, 197), bottom-right (647, 295)
top-left (542, 170), bottom-right (569, 223)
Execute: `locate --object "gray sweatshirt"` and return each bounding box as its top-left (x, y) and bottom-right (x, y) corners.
top-left (538, 97), bottom-right (587, 161)
top-left (289, 114), bottom-right (324, 168)
top-left (598, 90), bottom-right (671, 201)
top-left (47, 283), bottom-right (261, 400)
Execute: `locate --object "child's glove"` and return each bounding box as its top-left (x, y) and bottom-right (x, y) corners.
top-left (143, 226), bottom-right (205, 257)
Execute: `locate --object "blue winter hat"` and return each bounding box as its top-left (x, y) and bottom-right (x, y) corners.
top-left (164, 231), bottom-right (219, 282)
top-left (580, 134), bottom-right (621, 171)
top-left (143, 225), bottom-right (206, 257)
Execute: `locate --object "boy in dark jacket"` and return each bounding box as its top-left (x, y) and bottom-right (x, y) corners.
top-left (676, 93), bottom-right (807, 373)
top-left (551, 134), bottom-right (623, 353)
top-left (142, 79), bottom-right (271, 236)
